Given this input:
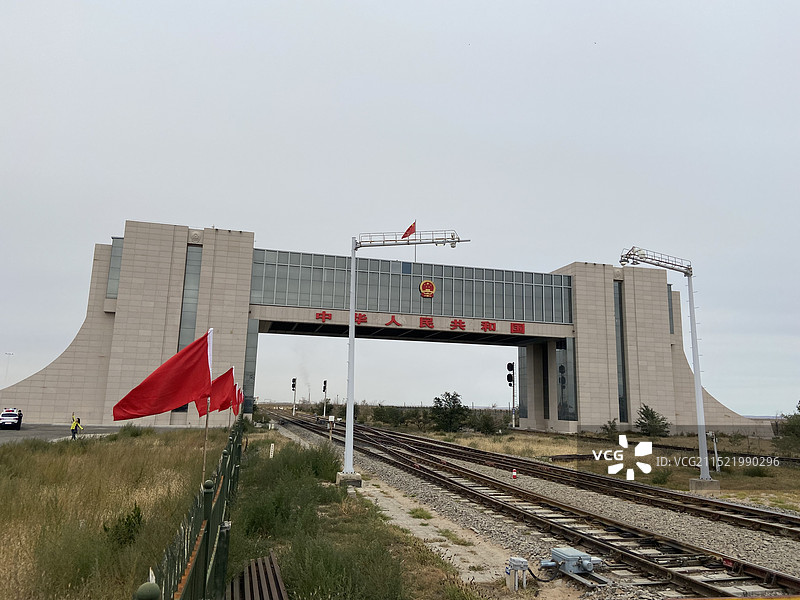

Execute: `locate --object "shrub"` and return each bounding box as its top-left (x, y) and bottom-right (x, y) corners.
top-left (651, 469), bottom-right (671, 485)
top-left (103, 503), bottom-right (144, 547)
top-left (600, 419), bottom-right (618, 441)
top-left (635, 404), bottom-right (671, 437)
top-left (743, 466), bottom-right (773, 478)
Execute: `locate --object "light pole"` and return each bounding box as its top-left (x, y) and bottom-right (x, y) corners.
top-left (620, 246), bottom-right (713, 482)
top-left (341, 228), bottom-right (469, 481)
top-left (3, 352), bottom-right (13, 387)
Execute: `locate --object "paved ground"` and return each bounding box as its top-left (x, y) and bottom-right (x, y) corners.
top-left (0, 423), bottom-right (123, 445)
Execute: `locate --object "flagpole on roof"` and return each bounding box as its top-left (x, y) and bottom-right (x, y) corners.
top-left (201, 329), bottom-right (213, 485)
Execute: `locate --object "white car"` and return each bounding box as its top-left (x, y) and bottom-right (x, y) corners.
top-left (0, 408), bottom-right (22, 430)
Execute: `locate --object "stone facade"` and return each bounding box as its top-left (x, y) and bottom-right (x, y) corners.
top-left (0, 220), bottom-right (771, 436)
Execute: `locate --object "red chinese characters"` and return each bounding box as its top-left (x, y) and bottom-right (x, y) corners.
top-left (480, 321), bottom-right (496, 332)
top-left (450, 319), bottom-right (466, 331)
top-left (510, 323), bottom-right (525, 334)
top-left (385, 315), bottom-right (402, 327)
top-left (355, 313), bottom-right (368, 325)
top-left (316, 311), bottom-right (332, 323)
top-left (419, 317), bottom-right (434, 329)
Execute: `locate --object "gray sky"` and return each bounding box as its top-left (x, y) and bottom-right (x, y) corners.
top-left (1, 3), bottom-right (798, 417)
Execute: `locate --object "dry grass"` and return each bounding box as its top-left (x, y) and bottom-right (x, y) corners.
top-left (0, 428), bottom-right (228, 600)
top-left (421, 429), bottom-right (800, 509)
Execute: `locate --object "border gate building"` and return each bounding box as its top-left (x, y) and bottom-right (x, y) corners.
top-left (0, 220), bottom-right (769, 435)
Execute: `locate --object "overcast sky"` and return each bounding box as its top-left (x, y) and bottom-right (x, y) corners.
top-left (1, 2), bottom-right (798, 418)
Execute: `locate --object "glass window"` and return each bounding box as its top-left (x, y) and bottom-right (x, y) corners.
top-left (504, 283), bottom-right (514, 319)
top-left (265, 250), bottom-right (278, 264)
top-left (310, 267), bottom-right (323, 307)
top-left (378, 273), bottom-right (390, 312)
top-left (544, 286), bottom-right (553, 322)
top-left (275, 264), bottom-right (288, 304)
top-left (367, 272), bottom-right (379, 311)
top-left (443, 278), bottom-right (454, 315)
top-left (413, 263), bottom-right (422, 275)
top-left (524, 285), bottom-right (533, 321)
top-left (464, 267), bottom-right (473, 279)
top-left (454, 266), bottom-right (463, 278)
top-left (474, 268), bottom-right (483, 279)
top-left (422, 264), bottom-right (432, 277)
top-left (474, 281), bottom-right (484, 316)
top-left (336, 256), bottom-right (348, 269)
top-left (463, 279), bottom-right (473, 317)
top-left (277, 251), bottom-right (290, 264)
top-left (524, 272), bottom-right (533, 284)
top-left (401, 275), bottom-right (412, 313)
top-left (253, 248), bottom-right (265, 264)
top-left (554, 287), bottom-right (563, 322)
top-left (324, 255), bottom-right (336, 268)
top-left (432, 278), bottom-right (443, 315)
top-left (287, 266), bottom-right (300, 305)
top-left (390, 274), bottom-right (400, 312)
top-left (433, 265), bottom-right (443, 276)
top-left (534, 273), bottom-right (543, 284)
top-left (264, 264), bottom-right (276, 304)
top-left (543, 274), bottom-right (552, 285)
top-left (402, 262), bottom-right (412, 274)
top-left (495, 283), bottom-right (504, 319)
top-left (443, 265), bottom-right (453, 277)
top-left (453, 278), bottom-right (464, 316)
top-left (553, 275), bottom-right (562, 285)
top-left (289, 253), bottom-right (301, 266)
top-left (390, 261), bottom-right (401, 274)
top-left (484, 282), bottom-right (494, 318)
top-left (514, 283), bottom-right (524, 320)
top-left (534, 285), bottom-right (544, 321)
top-left (380, 260), bottom-right (390, 273)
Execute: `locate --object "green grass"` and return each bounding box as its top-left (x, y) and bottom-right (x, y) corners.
top-left (409, 507), bottom-right (434, 520)
top-left (227, 436), bottom-right (487, 600)
top-left (437, 528), bottom-right (474, 546)
top-left (0, 428), bottom-right (228, 600)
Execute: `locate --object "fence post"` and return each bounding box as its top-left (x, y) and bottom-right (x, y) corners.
top-left (203, 479), bottom-right (214, 600)
top-left (134, 582), bottom-right (160, 600)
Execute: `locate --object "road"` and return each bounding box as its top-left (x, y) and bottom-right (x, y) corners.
top-left (0, 423), bottom-right (123, 445)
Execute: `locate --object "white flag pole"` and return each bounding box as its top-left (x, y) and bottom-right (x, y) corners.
top-left (201, 329), bottom-right (213, 485)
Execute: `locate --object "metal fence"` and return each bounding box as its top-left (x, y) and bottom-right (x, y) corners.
top-left (135, 417), bottom-right (244, 600)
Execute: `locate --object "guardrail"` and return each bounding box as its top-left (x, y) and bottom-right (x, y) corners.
top-left (134, 417), bottom-right (244, 600)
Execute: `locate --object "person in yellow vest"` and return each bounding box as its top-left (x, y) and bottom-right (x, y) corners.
top-left (70, 413), bottom-right (83, 440)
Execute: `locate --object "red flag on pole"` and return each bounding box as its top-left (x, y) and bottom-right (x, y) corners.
top-left (113, 330), bottom-right (213, 421)
top-left (401, 221), bottom-right (416, 239)
top-left (233, 385), bottom-right (241, 416)
top-left (196, 367), bottom-right (235, 416)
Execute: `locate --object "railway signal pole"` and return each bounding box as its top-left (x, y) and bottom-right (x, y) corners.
top-left (340, 228), bottom-right (469, 485)
top-left (620, 246), bottom-right (716, 490)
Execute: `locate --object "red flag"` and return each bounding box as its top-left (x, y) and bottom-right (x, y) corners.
top-left (233, 386), bottom-right (241, 416)
top-left (401, 221), bottom-right (416, 239)
top-left (196, 367), bottom-right (235, 416)
top-left (113, 330), bottom-right (212, 421)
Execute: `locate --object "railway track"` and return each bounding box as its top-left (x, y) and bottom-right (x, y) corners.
top-left (276, 414), bottom-right (800, 598)
top-left (354, 424), bottom-right (800, 541)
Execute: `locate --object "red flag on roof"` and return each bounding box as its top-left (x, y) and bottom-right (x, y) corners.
top-left (401, 221), bottom-right (416, 239)
top-left (113, 330), bottom-right (213, 421)
top-left (196, 367), bottom-right (235, 417)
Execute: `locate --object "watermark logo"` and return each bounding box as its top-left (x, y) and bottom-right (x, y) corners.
top-left (592, 435), bottom-right (652, 480)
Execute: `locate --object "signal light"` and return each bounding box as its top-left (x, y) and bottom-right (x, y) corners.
top-left (507, 362), bottom-right (514, 388)
top-left (323, 380), bottom-right (327, 394)
top-left (291, 377), bottom-right (297, 392)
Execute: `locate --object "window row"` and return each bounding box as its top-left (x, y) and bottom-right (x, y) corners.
top-left (250, 263), bottom-right (572, 323)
